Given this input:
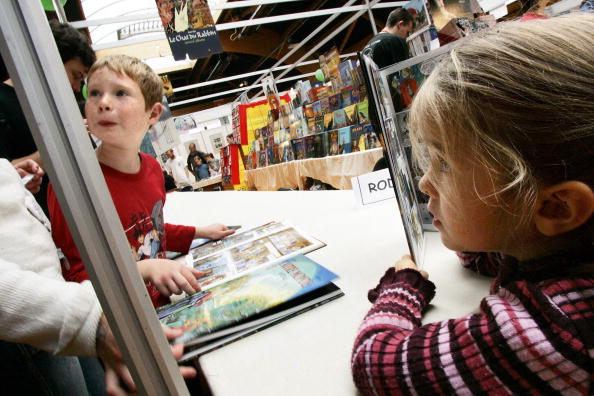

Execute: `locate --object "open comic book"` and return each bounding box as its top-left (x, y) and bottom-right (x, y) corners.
top-left (359, 44), bottom-right (453, 266)
top-left (159, 254), bottom-right (343, 361)
top-left (186, 221), bottom-right (326, 289)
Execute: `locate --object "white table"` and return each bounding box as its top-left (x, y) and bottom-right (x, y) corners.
top-left (164, 190), bottom-right (492, 395)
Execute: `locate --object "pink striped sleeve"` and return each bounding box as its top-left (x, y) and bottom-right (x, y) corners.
top-left (352, 271), bottom-right (593, 395)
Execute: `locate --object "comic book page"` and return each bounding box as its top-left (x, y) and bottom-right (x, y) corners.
top-left (186, 221), bottom-right (326, 290)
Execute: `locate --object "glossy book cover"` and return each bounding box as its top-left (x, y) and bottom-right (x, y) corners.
top-left (159, 254), bottom-right (339, 346)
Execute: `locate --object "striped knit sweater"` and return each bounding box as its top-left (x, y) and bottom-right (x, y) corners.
top-left (352, 249), bottom-right (594, 395)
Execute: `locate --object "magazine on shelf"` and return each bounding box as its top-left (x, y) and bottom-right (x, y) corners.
top-left (344, 104), bottom-right (357, 125)
top-left (160, 254), bottom-right (343, 360)
top-left (350, 124), bottom-right (365, 152)
top-left (328, 130), bottom-right (339, 155)
top-left (358, 44), bottom-right (453, 266)
top-left (313, 132), bottom-right (328, 157)
top-left (187, 221), bottom-right (326, 290)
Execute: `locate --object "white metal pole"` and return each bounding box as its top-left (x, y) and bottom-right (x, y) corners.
top-left (0, 2), bottom-right (191, 395)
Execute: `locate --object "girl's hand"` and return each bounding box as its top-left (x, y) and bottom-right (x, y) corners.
top-left (137, 259), bottom-right (203, 296)
top-left (395, 254), bottom-right (429, 279)
top-left (195, 223), bottom-right (235, 240)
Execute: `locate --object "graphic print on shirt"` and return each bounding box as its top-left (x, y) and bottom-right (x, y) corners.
top-left (126, 200), bottom-right (166, 260)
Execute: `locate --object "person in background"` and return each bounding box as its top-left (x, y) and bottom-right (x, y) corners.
top-left (0, 20), bottom-right (95, 216)
top-left (363, 8), bottom-right (414, 172)
top-left (352, 14), bottom-right (594, 395)
top-left (163, 169), bottom-right (177, 192)
top-left (0, 159), bottom-right (197, 396)
top-left (165, 148), bottom-right (193, 191)
top-left (47, 55), bottom-right (235, 311)
top-left (204, 153), bottom-right (220, 174)
top-left (362, 8), bottom-right (414, 69)
top-left (186, 142), bottom-right (206, 174)
top-left (226, 133), bottom-right (234, 145)
top-left (192, 156), bottom-right (211, 181)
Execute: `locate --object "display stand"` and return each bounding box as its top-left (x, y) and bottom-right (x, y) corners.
top-left (220, 143), bottom-right (248, 190)
top-left (245, 147), bottom-right (383, 191)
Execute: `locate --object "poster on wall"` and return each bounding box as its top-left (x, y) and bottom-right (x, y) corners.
top-left (262, 75), bottom-right (281, 120)
top-left (148, 96), bottom-right (177, 156)
top-left (161, 74), bottom-right (173, 98)
top-left (174, 114), bottom-right (197, 131)
top-left (156, 0), bottom-right (223, 60)
top-left (209, 134), bottom-right (224, 151)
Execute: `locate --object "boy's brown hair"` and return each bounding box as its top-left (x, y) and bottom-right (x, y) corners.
top-left (87, 54), bottom-right (163, 110)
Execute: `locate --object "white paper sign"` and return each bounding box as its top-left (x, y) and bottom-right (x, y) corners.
top-left (351, 168), bottom-right (396, 206)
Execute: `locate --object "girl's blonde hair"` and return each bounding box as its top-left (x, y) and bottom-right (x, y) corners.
top-left (410, 13), bottom-right (594, 221)
top-left (87, 54), bottom-right (163, 110)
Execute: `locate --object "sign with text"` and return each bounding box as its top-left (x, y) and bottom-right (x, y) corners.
top-left (351, 168), bottom-right (396, 206)
top-left (156, 0), bottom-right (223, 60)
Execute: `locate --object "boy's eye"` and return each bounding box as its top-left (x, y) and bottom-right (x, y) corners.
top-left (116, 90), bottom-right (128, 97)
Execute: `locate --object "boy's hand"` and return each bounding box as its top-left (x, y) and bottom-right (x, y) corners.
top-left (395, 254), bottom-right (429, 279)
top-left (97, 316), bottom-right (198, 396)
top-left (13, 159), bottom-right (44, 194)
top-left (195, 223), bottom-right (235, 240)
top-left (137, 259), bottom-right (203, 297)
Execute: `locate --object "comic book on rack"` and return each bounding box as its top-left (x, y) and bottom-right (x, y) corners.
top-left (292, 137), bottom-right (306, 160)
top-left (350, 124), bottom-right (366, 152)
top-left (338, 126), bottom-right (351, 154)
top-left (158, 222), bottom-right (342, 360)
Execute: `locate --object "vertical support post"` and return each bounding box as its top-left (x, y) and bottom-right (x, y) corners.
top-left (0, 2), bottom-right (190, 395)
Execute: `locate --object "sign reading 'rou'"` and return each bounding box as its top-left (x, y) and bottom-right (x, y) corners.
top-left (351, 168), bottom-right (396, 207)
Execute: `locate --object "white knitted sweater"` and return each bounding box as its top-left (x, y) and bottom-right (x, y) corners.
top-left (0, 159), bottom-right (101, 356)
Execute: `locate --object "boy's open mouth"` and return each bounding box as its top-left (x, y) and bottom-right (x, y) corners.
top-left (98, 120), bottom-right (116, 127)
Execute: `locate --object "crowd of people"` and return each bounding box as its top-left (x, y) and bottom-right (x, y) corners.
top-left (162, 143), bottom-right (221, 191)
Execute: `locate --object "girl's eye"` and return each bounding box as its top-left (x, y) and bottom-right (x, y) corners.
top-left (89, 89), bottom-right (100, 97)
top-left (116, 90), bottom-right (127, 97)
top-left (437, 157), bottom-right (450, 172)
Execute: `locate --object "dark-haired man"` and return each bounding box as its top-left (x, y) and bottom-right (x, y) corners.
top-left (186, 142), bottom-right (206, 174)
top-left (363, 8), bottom-right (414, 68)
top-left (0, 20), bottom-right (96, 216)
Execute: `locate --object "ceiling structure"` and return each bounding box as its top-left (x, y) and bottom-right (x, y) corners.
top-left (51, 0), bottom-right (406, 114)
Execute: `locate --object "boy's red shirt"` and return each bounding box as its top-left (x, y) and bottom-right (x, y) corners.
top-left (48, 152), bottom-right (195, 307)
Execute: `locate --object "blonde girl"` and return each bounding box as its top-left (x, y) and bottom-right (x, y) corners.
top-left (352, 13), bottom-right (594, 395)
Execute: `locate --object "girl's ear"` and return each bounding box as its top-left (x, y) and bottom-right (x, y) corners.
top-left (534, 181), bottom-right (594, 236)
top-left (148, 102), bottom-right (163, 126)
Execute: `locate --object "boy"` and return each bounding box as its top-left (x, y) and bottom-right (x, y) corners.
top-left (48, 55), bottom-right (235, 307)
top-left (192, 155), bottom-right (211, 181)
